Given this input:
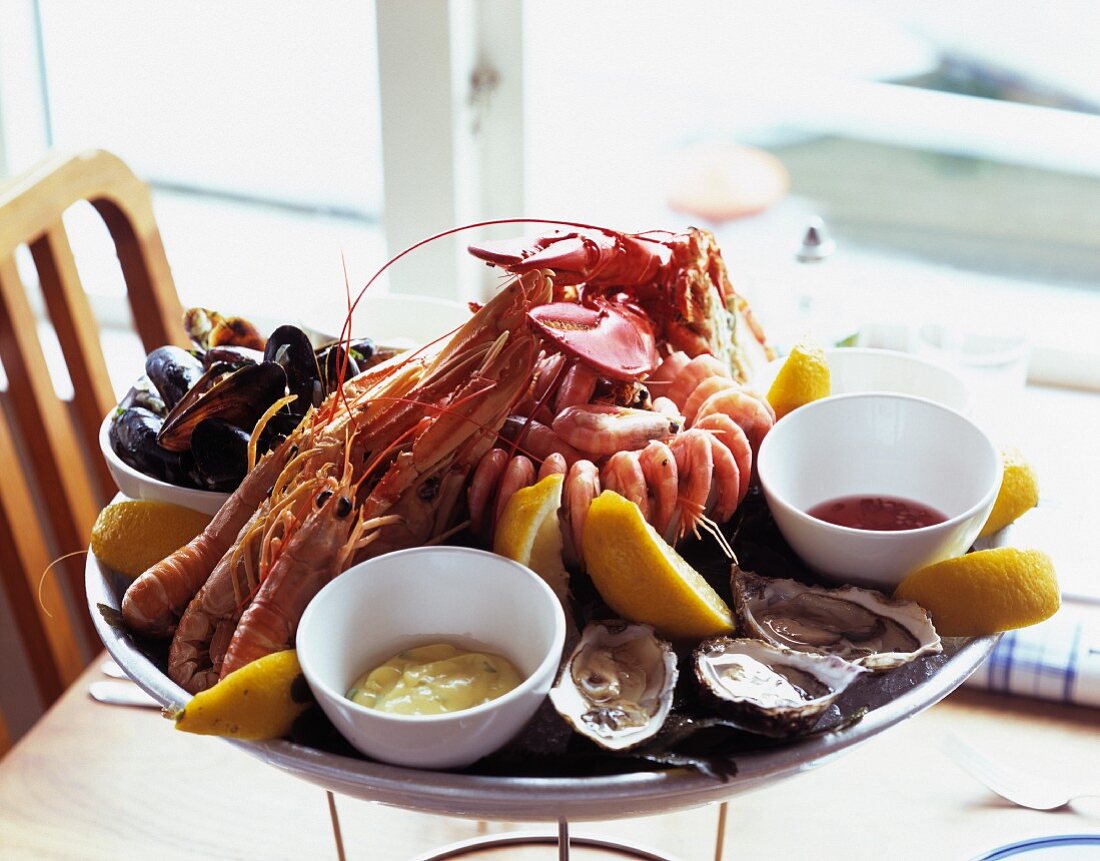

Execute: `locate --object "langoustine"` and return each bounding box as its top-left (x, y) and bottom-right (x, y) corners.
top-left (124, 270), bottom-right (552, 692)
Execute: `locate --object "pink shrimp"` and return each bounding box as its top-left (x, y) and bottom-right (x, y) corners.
top-left (563, 459), bottom-right (600, 560)
top-left (638, 440), bottom-right (678, 536)
top-left (666, 354), bottom-right (731, 409)
top-left (707, 434), bottom-right (741, 523)
top-left (695, 387), bottom-right (774, 451)
top-left (499, 416), bottom-right (582, 465)
top-left (601, 451), bottom-right (649, 520)
top-left (538, 451), bottom-right (569, 480)
top-left (668, 429), bottom-right (714, 543)
top-left (494, 454), bottom-right (537, 524)
top-left (467, 447), bottom-right (509, 535)
top-left (693, 413), bottom-right (752, 504)
top-left (682, 376), bottom-right (736, 425)
top-left (647, 350), bottom-right (690, 387)
top-left (554, 363), bottom-right (600, 411)
top-left (552, 404), bottom-right (676, 457)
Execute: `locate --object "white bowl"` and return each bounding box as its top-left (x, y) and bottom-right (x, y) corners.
top-left (757, 393), bottom-right (1001, 590)
top-left (296, 546), bottom-right (566, 770)
top-left (99, 412), bottom-right (229, 516)
top-left (756, 348), bottom-right (972, 415)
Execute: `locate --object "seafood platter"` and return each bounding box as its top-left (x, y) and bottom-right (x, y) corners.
top-left (90, 222), bottom-right (1008, 821)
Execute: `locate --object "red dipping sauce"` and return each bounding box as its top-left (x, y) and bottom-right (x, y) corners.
top-left (806, 495), bottom-right (948, 531)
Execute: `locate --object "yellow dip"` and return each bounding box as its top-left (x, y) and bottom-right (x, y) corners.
top-left (346, 643), bottom-right (523, 715)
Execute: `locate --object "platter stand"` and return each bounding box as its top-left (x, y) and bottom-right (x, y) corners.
top-left (323, 790), bottom-right (728, 860)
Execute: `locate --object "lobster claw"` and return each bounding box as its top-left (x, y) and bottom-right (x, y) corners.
top-left (469, 229), bottom-right (667, 288)
top-left (528, 297), bottom-right (657, 382)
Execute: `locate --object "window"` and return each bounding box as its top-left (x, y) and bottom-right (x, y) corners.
top-left (2, 0), bottom-right (1098, 387)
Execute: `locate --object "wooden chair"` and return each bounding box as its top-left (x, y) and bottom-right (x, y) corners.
top-left (0, 150), bottom-right (187, 751)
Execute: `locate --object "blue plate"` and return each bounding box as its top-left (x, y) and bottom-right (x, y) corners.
top-left (974, 835), bottom-right (1100, 860)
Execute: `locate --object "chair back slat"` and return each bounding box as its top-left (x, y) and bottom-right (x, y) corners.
top-left (0, 711), bottom-right (10, 758)
top-left (30, 222), bottom-right (117, 501)
top-left (0, 149), bottom-right (188, 737)
top-left (0, 406), bottom-right (86, 703)
top-left (0, 257), bottom-right (101, 650)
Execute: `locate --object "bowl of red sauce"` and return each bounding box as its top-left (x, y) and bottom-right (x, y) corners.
top-left (756, 393), bottom-right (1001, 590)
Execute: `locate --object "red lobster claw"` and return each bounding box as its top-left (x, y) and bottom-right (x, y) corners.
top-left (527, 297), bottom-right (657, 382)
top-left (469, 229), bottom-right (668, 288)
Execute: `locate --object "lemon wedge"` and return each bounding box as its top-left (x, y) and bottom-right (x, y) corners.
top-left (895, 548), bottom-right (1059, 637)
top-left (493, 473), bottom-right (570, 609)
top-left (174, 649), bottom-right (311, 740)
top-left (980, 448), bottom-right (1040, 538)
top-left (581, 490), bottom-right (735, 640)
top-left (767, 343), bottom-right (830, 419)
top-left (91, 500), bottom-right (211, 579)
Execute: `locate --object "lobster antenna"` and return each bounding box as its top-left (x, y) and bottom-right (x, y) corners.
top-left (350, 218), bottom-right (661, 318)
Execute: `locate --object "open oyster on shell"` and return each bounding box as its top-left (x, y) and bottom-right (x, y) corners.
top-left (549, 620), bottom-right (678, 751)
top-left (694, 637), bottom-right (867, 737)
top-left (732, 567), bottom-right (942, 672)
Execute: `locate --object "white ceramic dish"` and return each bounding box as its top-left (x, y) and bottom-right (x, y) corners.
top-left (757, 393), bottom-right (1001, 590)
top-left (756, 347), bottom-right (972, 414)
top-left (297, 547), bottom-right (566, 770)
top-left (99, 413), bottom-right (229, 516)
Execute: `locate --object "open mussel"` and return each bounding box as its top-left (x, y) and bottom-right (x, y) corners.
top-left (731, 567), bottom-right (941, 671)
top-left (157, 362), bottom-right (287, 452)
top-left (265, 325), bottom-right (323, 416)
top-left (549, 621), bottom-right (677, 751)
top-left (202, 345), bottom-right (263, 370)
top-left (693, 637), bottom-right (866, 738)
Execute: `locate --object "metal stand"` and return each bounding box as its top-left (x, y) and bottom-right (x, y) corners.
top-left (325, 792), bottom-right (729, 860)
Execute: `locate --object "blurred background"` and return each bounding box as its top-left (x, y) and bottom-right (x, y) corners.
top-left (1, 0), bottom-right (1098, 386)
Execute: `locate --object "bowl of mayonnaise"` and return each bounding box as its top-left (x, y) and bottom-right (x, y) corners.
top-left (297, 546), bottom-right (566, 770)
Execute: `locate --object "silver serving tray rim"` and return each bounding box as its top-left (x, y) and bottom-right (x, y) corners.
top-left (86, 542), bottom-right (1001, 822)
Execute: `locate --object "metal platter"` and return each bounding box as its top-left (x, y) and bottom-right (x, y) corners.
top-left (86, 546), bottom-right (999, 823)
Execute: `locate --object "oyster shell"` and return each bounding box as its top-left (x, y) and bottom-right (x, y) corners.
top-left (694, 637), bottom-right (866, 737)
top-left (549, 621), bottom-right (678, 751)
top-left (732, 567), bottom-right (942, 671)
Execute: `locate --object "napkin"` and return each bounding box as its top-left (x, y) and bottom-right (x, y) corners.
top-left (963, 611), bottom-right (1100, 708)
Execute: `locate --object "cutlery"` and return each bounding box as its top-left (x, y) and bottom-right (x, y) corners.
top-left (88, 681), bottom-right (162, 709)
top-left (945, 734), bottom-right (1100, 810)
top-left (100, 660), bottom-right (128, 680)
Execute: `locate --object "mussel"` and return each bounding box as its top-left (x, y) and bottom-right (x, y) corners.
top-left (109, 406), bottom-right (191, 483)
top-left (157, 362), bottom-right (287, 452)
top-left (191, 418), bottom-right (251, 488)
top-left (265, 325), bottom-right (323, 416)
top-left (144, 346), bottom-right (204, 411)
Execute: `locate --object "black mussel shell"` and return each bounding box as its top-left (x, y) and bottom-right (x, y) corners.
top-left (256, 411), bottom-right (301, 455)
top-left (157, 362), bottom-right (287, 452)
top-left (118, 375), bottom-right (166, 416)
top-left (191, 418), bottom-right (250, 488)
top-left (145, 346), bottom-right (204, 410)
top-left (110, 407), bottom-right (191, 483)
top-left (202, 345), bottom-right (264, 370)
top-left (265, 325), bottom-right (323, 415)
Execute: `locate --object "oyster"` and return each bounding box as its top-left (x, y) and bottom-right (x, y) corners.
top-left (732, 567), bottom-right (941, 671)
top-left (549, 621), bottom-right (677, 751)
top-left (694, 637), bottom-right (866, 737)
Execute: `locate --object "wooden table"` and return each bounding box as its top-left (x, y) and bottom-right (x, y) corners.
top-left (4, 383), bottom-right (1098, 860)
top-left (1, 646), bottom-right (1097, 861)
